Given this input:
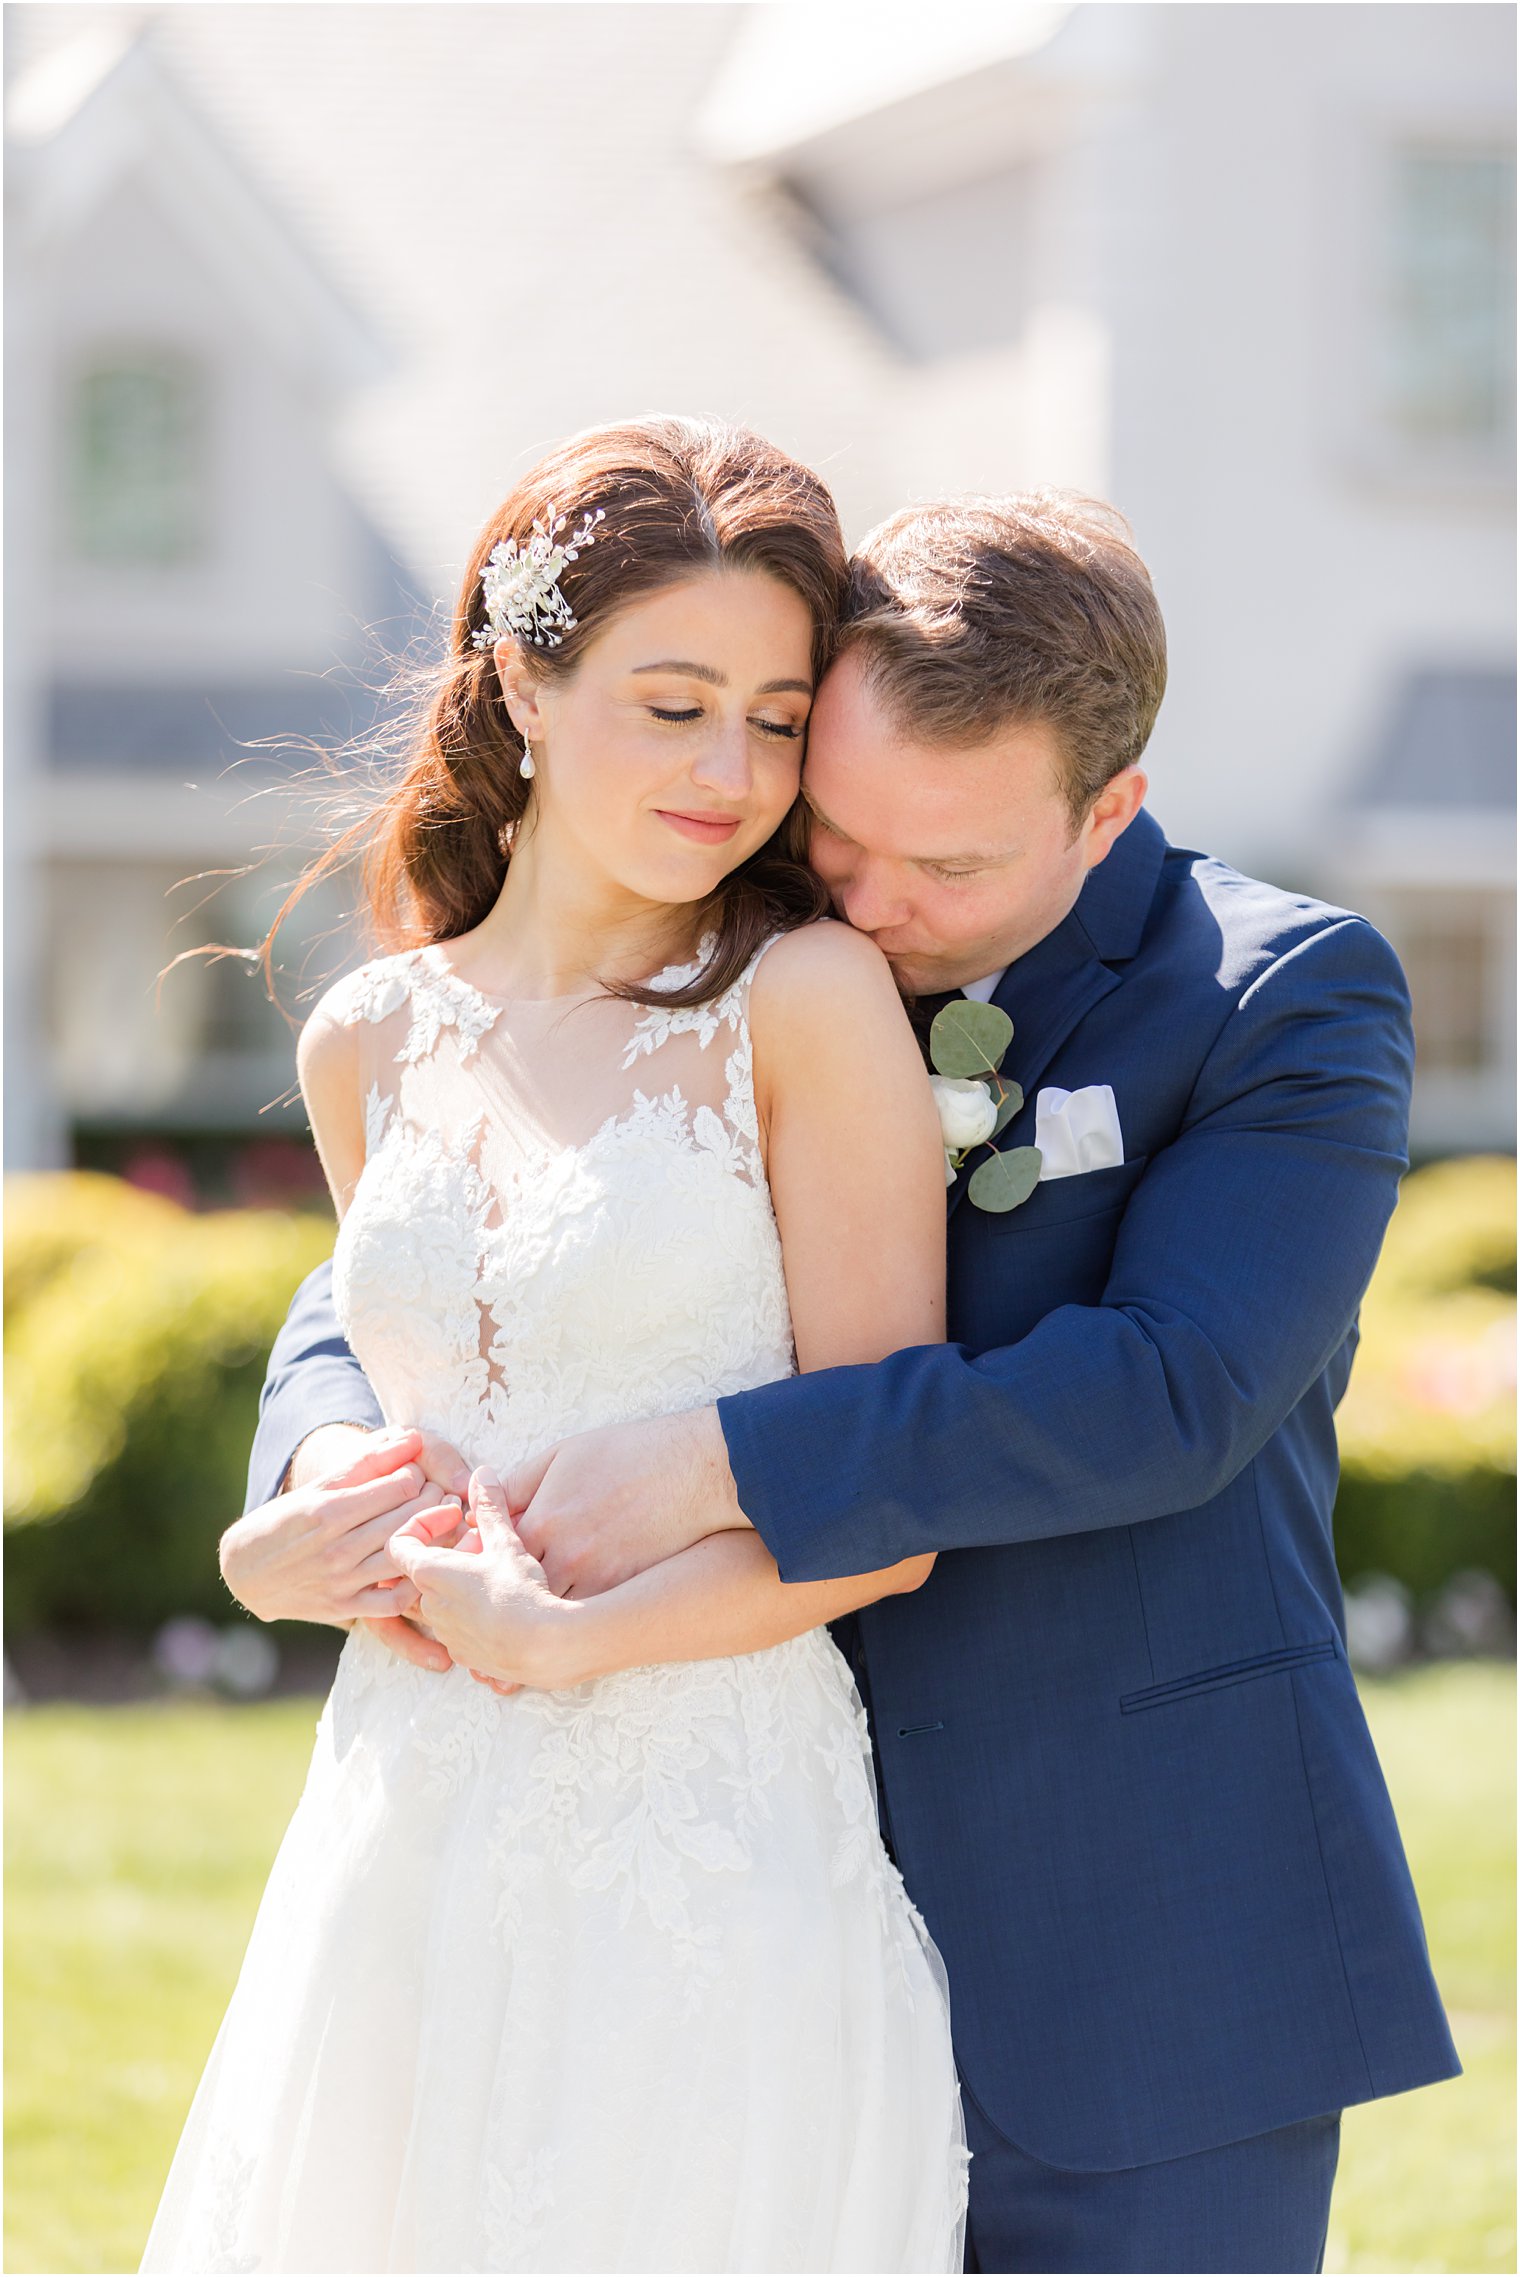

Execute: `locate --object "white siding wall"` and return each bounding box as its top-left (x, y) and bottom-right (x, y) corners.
top-left (1109, 4), bottom-right (1514, 875)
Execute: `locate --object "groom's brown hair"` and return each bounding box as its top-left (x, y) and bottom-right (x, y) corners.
top-left (842, 491), bottom-right (1167, 828)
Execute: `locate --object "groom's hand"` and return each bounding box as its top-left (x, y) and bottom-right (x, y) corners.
top-left (508, 1408), bottom-right (750, 1600)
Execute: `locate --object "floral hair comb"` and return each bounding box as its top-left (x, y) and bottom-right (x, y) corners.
top-left (471, 505), bottom-right (607, 652)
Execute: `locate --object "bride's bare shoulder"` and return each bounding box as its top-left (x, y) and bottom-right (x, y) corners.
top-left (749, 919), bottom-right (908, 1032)
top-left (748, 921), bottom-right (919, 1100)
top-left (295, 952), bottom-right (413, 1098)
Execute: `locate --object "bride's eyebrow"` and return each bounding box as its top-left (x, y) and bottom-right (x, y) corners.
top-left (630, 661), bottom-right (813, 696)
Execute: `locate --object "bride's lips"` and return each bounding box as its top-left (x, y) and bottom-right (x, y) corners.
top-left (655, 809), bottom-right (743, 845)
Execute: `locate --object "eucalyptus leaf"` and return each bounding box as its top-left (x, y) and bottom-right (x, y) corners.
top-left (929, 999), bottom-right (1014, 1079)
top-left (968, 1146), bottom-right (1042, 1214)
top-left (990, 1082), bottom-right (1024, 1140)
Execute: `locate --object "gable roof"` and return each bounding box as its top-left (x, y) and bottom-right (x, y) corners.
top-left (4, 4), bottom-right (894, 586)
top-left (6, 22), bottom-right (387, 402)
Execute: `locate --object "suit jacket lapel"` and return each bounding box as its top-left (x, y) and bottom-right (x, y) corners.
top-left (945, 809), bottom-right (1167, 1222)
top-left (946, 921), bottom-right (1119, 1219)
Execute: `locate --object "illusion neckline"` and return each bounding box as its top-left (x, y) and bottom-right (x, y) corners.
top-left (417, 936), bottom-right (717, 1009)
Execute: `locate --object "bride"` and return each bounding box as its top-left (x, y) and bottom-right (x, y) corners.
top-left (140, 417), bottom-right (968, 2274)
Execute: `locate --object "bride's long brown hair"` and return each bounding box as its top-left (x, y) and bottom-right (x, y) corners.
top-left (260, 417), bottom-right (846, 1010)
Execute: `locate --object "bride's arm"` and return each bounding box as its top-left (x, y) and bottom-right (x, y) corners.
top-left (509, 920), bottom-right (949, 1684)
top-left (221, 1001), bottom-right (464, 1648)
top-left (296, 1000), bottom-right (367, 1223)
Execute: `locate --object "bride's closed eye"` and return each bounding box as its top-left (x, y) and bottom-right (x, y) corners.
top-left (648, 706), bottom-right (803, 739)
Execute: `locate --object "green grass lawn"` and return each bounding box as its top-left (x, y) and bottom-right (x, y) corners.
top-left (5, 1697), bottom-right (327, 2277)
top-left (1323, 1663), bottom-right (1515, 2276)
top-left (5, 1664), bottom-right (1514, 2275)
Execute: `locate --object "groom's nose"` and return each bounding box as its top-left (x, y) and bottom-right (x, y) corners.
top-left (834, 859), bottom-right (914, 939)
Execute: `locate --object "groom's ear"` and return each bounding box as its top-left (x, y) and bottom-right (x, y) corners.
top-left (1080, 768), bottom-right (1148, 870)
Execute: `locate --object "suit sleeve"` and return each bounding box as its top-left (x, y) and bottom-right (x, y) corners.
top-left (719, 917), bottom-right (1414, 1579)
top-left (244, 1257), bottom-right (384, 1512)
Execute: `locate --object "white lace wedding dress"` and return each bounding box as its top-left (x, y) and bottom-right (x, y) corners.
top-left (141, 934), bottom-right (968, 2275)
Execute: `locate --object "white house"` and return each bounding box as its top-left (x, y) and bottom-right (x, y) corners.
top-left (4, 2), bottom-right (1512, 1183)
top-left (5, 23), bottom-right (413, 1186)
top-left (699, 1), bottom-right (1517, 1151)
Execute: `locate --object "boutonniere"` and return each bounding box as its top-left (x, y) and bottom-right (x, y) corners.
top-left (928, 1001), bottom-right (1043, 1212)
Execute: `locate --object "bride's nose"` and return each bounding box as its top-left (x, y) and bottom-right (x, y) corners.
top-left (687, 719), bottom-right (754, 802)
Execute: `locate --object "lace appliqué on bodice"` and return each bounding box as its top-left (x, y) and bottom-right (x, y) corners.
top-left (330, 937), bottom-right (794, 1467)
top-left (325, 951), bottom-right (500, 1063)
top-left (620, 942), bottom-right (766, 1185)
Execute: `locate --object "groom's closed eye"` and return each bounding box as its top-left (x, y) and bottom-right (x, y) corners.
top-left (804, 795), bottom-right (1007, 878)
top-left (801, 800), bottom-right (855, 847)
top-left (921, 863), bottom-right (992, 884)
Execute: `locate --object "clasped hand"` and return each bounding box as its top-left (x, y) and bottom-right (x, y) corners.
top-left (387, 1466), bottom-right (588, 1692)
top-left (382, 1410), bottom-right (749, 1687)
top-left (223, 1407), bottom-right (745, 1687)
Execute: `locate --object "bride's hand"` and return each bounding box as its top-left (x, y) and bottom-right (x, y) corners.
top-left (389, 1495), bottom-right (471, 1554)
top-left (388, 1498), bottom-right (521, 1686)
top-left (387, 1468), bottom-right (597, 1690)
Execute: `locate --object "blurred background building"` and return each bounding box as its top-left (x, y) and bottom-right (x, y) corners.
top-left (5, 0), bottom-right (1514, 1194)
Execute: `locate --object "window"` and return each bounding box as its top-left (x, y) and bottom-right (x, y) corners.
top-left (68, 351), bottom-right (208, 564)
top-left (1394, 891), bottom-right (1510, 1078)
top-left (1379, 148), bottom-right (1515, 458)
top-left (198, 950), bottom-right (289, 1060)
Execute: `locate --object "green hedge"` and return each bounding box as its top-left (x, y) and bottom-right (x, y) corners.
top-left (4, 1170), bottom-right (183, 1332)
top-left (1334, 1156), bottom-right (1515, 1600)
top-left (4, 1176), bottom-right (333, 1632)
top-left (2, 1157), bottom-right (1514, 1637)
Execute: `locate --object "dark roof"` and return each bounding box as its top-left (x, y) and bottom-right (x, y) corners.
top-left (1351, 667), bottom-right (1517, 813)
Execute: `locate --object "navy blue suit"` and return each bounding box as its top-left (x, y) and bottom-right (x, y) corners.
top-left (248, 811), bottom-right (1458, 2273)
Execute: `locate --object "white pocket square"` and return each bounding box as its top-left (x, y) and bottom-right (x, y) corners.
top-left (1034, 1085), bottom-right (1125, 1181)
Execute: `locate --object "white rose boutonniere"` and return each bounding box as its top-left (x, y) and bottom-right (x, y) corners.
top-left (929, 1000), bottom-right (1043, 1212)
top-left (931, 1077), bottom-right (998, 1183)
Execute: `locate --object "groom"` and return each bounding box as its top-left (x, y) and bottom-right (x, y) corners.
top-left (232, 491), bottom-right (1459, 2273)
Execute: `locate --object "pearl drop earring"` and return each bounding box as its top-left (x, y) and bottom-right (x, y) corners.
top-left (519, 740), bottom-right (536, 780)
